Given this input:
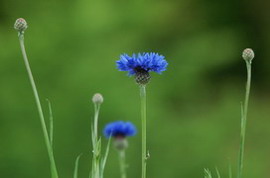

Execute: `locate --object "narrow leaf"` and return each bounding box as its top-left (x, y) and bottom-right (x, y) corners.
top-left (100, 136), bottom-right (112, 177)
top-left (73, 154), bottom-right (82, 178)
top-left (228, 163), bottom-right (232, 178)
top-left (215, 167), bottom-right (221, 178)
top-left (46, 99), bottom-right (54, 147)
top-left (204, 168), bottom-right (212, 178)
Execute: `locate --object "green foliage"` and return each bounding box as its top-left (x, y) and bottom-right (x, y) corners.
top-left (204, 169), bottom-right (213, 178)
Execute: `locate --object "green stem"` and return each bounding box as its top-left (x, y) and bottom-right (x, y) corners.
top-left (94, 104), bottom-right (100, 142)
top-left (91, 103), bottom-right (101, 178)
top-left (119, 150), bottom-right (127, 178)
top-left (140, 85), bottom-right (147, 178)
top-left (18, 33), bottom-right (58, 178)
top-left (238, 61), bottom-right (252, 178)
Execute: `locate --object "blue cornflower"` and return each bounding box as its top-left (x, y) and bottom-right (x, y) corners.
top-left (116, 52), bottom-right (168, 76)
top-left (103, 121), bottom-right (137, 138)
top-left (116, 52), bottom-right (168, 85)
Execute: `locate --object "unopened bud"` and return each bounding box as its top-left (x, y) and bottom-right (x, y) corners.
top-left (92, 93), bottom-right (103, 104)
top-left (14, 18), bottom-right (28, 32)
top-left (242, 48), bottom-right (254, 63)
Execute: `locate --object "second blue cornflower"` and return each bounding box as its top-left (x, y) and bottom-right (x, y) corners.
top-left (104, 121), bottom-right (137, 138)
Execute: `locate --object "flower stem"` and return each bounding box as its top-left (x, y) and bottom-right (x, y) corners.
top-left (91, 103), bottom-right (101, 178)
top-left (238, 60), bottom-right (252, 178)
top-left (119, 150), bottom-right (127, 178)
top-left (18, 33), bottom-right (58, 178)
top-left (94, 103), bottom-right (101, 142)
top-left (140, 85), bottom-right (147, 178)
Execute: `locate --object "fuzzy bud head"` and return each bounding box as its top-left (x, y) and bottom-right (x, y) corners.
top-left (92, 93), bottom-right (103, 104)
top-left (14, 18), bottom-right (28, 32)
top-left (242, 48), bottom-right (254, 63)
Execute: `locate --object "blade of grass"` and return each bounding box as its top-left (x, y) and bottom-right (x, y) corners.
top-left (100, 136), bottom-right (112, 178)
top-left (215, 167), bottom-right (221, 178)
top-left (204, 168), bottom-right (212, 178)
top-left (46, 99), bottom-right (54, 147)
top-left (73, 154), bottom-right (82, 178)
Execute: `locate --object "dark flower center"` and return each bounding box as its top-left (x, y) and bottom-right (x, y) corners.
top-left (134, 67), bottom-right (148, 73)
top-left (134, 67), bottom-right (151, 85)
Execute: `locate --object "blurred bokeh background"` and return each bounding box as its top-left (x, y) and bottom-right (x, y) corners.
top-left (1, 0), bottom-right (270, 177)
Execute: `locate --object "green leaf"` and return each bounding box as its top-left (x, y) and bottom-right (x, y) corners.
top-left (215, 167), bottom-right (221, 178)
top-left (46, 99), bottom-right (54, 147)
top-left (73, 154), bottom-right (82, 178)
top-left (100, 136), bottom-right (112, 178)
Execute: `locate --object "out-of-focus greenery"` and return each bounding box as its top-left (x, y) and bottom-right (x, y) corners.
top-left (1, 0), bottom-right (270, 177)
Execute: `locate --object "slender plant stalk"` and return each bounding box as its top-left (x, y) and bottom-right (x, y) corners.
top-left (119, 150), bottom-right (127, 178)
top-left (140, 85), bottom-right (147, 178)
top-left (91, 153), bottom-right (100, 178)
top-left (18, 33), bottom-right (58, 178)
top-left (238, 60), bottom-right (252, 178)
top-left (94, 103), bottom-right (101, 142)
top-left (91, 102), bottom-right (101, 178)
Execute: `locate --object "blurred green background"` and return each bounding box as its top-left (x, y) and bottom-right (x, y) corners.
top-left (1, 0), bottom-right (270, 177)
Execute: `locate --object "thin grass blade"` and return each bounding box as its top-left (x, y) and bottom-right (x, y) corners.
top-left (73, 154), bottom-right (82, 178)
top-left (46, 99), bottom-right (54, 146)
top-left (229, 163), bottom-right (232, 178)
top-left (204, 168), bottom-right (212, 178)
top-left (100, 136), bottom-right (112, 176)
top-left (215, 167), bottom-right (221, 178)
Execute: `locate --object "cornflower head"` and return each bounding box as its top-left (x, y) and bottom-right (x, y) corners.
top-left (116, 52), bottom-right (168, 85)
top-left (104, 121), bottom-right (137, 138)
top-left (116, 52), bottom-right (167, 178)
top-left (104, 121), bottom-right (136, 178)
top-left (104, 121), bottom-right (137, 150)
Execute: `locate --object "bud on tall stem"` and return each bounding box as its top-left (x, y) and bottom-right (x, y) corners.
top-left (15, 18), bottom-right (58, 178)
top-left (238, 48), bottom-right (254, 178)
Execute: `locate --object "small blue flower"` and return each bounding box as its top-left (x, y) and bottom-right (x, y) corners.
top-left (116, 52), bottom-right (168, 75)
top-left (103, 121), bottom-right (137, 138)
